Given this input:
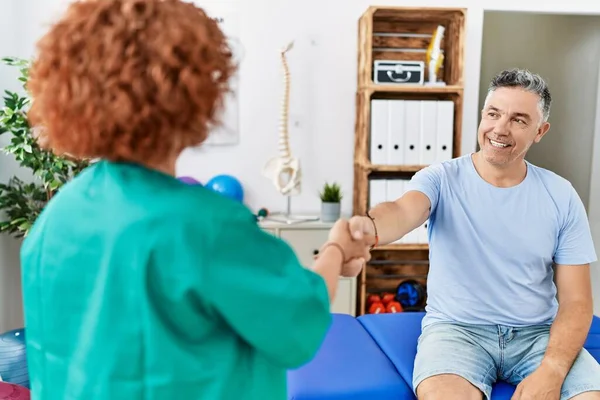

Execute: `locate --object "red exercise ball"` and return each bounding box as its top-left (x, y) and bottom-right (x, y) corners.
top-left (0, 382), bottom-right (30, 399)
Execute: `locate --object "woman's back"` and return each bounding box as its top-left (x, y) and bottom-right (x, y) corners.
top-left (21, 160), bottom-right (332, 399)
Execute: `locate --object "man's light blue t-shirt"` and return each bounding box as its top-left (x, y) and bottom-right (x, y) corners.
top-left (406, 154), bottom-right (597, 328)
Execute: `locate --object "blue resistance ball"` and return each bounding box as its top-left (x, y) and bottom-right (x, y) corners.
top-left (0, 328), bottom-right (29, 389)
top-left (206, 174), bottom-right (244, 203)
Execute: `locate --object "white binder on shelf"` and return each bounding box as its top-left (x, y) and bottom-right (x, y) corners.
top-left (403, 100), bottom-right (422, 165)
top-left (371, 99), bottom-right (454, 167)
top-left (387, 100), bottom-right (406, 165)
top-left (368, 179), bottom-right (387, 209)
top-left (370, 100), bottom-right (388, 165)
top-left (435, 100), bottom-right (454, 163)
top-left (419, 101), bottom-right (438, 165)
top-left (417, 100), bottom-right (455, 165)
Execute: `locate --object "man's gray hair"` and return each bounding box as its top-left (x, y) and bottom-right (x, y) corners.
top-left (485, 68), bottom-right (552, 123)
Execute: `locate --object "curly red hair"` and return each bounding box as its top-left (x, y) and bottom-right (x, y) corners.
top-left (27, 0), bottom-right (235, 165)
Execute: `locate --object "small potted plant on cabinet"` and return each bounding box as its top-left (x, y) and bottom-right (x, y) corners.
top-left (319, 182), bottom-right (342, 222)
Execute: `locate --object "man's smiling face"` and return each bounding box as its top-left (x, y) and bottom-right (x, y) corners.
top-left (478, 87), bottom-right (551, 168)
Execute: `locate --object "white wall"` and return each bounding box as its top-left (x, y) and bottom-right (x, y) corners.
top-left (176, 0), bottom-right (485, 216)
top-left (2, 0), bottom-right (600, 330)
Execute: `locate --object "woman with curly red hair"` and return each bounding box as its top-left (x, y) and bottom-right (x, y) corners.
top-left (19, 0), bottom-right (374, 399)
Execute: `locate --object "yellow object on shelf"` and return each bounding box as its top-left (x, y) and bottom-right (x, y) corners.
top-left (426, 25), bottom-right (445, 84)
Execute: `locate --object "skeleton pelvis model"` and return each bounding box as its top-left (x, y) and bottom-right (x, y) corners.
top-left (262, 41), bottom-right (302, 196)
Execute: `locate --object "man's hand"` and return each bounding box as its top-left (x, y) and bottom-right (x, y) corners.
top-left (338, 216), bottom-right (377, 277)
top-left (324, 219), bottom-right (375, 278)
top-left (348, 215), bottom-right (376, 241)
top-left (511, 363), bottom-right (563, 400)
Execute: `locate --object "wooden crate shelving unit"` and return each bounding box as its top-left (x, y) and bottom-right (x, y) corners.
top-left (353, 6), bottom-right (466, 315)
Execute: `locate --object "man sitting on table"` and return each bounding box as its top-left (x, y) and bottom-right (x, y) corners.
top-left (347, 68), bottom-right (600, 400)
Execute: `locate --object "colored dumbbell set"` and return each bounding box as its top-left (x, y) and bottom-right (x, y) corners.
top-left (367, 280), bottom-right (428, 314)
top-left (367, 293), bottom-right (403, 314)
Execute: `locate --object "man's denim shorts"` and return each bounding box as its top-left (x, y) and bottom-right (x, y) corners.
top-left (413, 321), bottom-right (600, 399)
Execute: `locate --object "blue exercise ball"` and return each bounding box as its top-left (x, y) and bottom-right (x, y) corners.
top-left (0, 328), bottom-right (29, 389)
top-left (206, 174), bottom-right (244, 202)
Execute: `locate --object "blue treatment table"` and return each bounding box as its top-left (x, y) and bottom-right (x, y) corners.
top-left (287, 312), bottom-right (600, 399)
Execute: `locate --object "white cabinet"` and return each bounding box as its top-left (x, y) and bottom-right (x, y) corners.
top-left (279, 229), bottom-right (328, 266)
top-left (259, 220), bottom-right (357, 316)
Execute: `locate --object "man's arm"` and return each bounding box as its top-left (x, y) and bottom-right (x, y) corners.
top-left (541, 184), bottom-right (597, 378)
top-left (350, 165), bottom-right (443, 245)
top-left (540, 183), bottom-right (598, 379)
top-left (366, 191), bottom-right (431, 245)
top-left (541, 263), bottom-right (594, 379)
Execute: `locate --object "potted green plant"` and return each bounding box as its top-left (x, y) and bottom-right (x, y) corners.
top-left (319, 182), bottom-right (342, 222)
top-left (0, 57), bottom-right (89, 238)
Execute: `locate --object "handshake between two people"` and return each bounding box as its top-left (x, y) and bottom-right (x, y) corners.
top-left (318, 215), bottom-right (378, 278)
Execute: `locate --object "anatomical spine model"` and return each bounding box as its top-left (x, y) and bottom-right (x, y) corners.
top-left (262, 41), bottom-right (302, 196)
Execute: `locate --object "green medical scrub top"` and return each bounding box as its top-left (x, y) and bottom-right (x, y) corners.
top-left (20, 160), bottom-right (332, 400)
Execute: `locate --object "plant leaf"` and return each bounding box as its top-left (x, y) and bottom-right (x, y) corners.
top-left (0, 57), bottom-right (90, 238)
